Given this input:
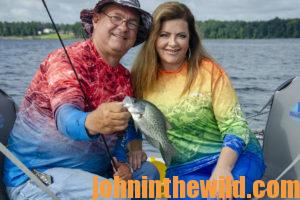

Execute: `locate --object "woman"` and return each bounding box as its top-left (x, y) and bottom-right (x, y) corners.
top-left (131, 2), bottom-right (265, 199)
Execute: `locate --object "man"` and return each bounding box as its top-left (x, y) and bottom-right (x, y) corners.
top-left (4, 0), bottom-right (159, 199)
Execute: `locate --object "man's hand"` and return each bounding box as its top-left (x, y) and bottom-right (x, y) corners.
top-left (113, 157), bottom-right (132, 181)
top-left (85, 102), bottom-right (131, 135)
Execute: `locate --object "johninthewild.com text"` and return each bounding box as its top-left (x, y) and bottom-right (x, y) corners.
top-left (92, 176), bottom-right (300, 199)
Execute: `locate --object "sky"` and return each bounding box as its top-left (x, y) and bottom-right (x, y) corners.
top-left (0, 0), bottom-right (299, 23)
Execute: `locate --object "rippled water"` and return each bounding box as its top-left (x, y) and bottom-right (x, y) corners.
top-left (1, 39), bottom-right (300, 158)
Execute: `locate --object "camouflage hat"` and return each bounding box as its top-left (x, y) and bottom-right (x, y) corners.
top-left (80, 0), bottom-right (152, 46)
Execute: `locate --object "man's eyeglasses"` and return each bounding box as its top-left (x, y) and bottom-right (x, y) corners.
top-left (102, 12), bottom-right (139, 30)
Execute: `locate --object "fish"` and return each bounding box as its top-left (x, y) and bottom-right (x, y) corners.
top-left (123, 96), bottom-right (176, 166)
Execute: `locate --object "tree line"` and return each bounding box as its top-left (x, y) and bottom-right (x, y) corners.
top-left (1, 17), bottom-right (300, 39)
top-left (198, 18), bottom-right (300, 39)
top-left (0, 21), bottom-right (84, 38)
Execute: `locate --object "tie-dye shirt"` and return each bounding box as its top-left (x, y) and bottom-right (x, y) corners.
top-left (144, 59), bottom-right (263, 166)
top-left (4, 39), bottom-right (134, 187)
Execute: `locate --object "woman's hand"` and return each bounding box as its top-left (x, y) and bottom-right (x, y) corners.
top-left (128, 150), bottom-right (147, 170)
top-left (209, 147), bottom-right (238, 200)
top-left (127, 140), bottom-right (147, 170)
top-left (209, 166), bottom-right (234, 200)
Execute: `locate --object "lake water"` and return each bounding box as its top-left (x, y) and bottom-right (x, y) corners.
top-left (1, 39), bottom-right (300, 158)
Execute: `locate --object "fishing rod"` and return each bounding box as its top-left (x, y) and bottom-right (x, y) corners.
top-left (41, 0), bottom-right (117, 171)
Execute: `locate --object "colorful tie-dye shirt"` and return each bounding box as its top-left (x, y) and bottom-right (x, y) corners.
top-left (4, 39), bottom-right (134, 187)
top-left (143, 59), bottom-right (263, 166)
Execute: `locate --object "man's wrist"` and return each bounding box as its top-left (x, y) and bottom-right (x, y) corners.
top-left (85, 112), bottom-right (98, 135)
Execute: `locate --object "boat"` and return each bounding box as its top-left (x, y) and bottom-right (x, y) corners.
top-left (0, 76), bottom-right (299, 199)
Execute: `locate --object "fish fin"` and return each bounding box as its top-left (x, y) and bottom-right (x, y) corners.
top-left (122, 96), bottom-right (131, 107)
top-left (160, 144), bottom-right (172, 166)
top-left (163, 116), bottom-right (172, 130)
top-left (133, 121), bottom-right (139, 133)
top-left (165, 121), bottom-right (172, 130)
top-left (144, 135), bottom-right (160, 149)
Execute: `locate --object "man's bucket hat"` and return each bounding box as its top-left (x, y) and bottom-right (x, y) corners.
top-left (80, 0), bottom-right (152, 46)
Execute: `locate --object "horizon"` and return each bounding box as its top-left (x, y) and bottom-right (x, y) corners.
top-left (1, 0), bottom-right (300, 23)
top-left (1, 16), bottom-right (299, 24)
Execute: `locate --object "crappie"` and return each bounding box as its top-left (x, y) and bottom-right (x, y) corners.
top-left (123, 96), bottom-right (176, 166)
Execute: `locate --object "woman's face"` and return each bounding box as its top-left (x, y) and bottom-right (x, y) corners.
top-left (155, 19), bottom-right (190, 70)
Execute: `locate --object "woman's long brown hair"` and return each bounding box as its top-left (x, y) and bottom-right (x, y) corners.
top-left (131, 1), bottom-right (211, 99)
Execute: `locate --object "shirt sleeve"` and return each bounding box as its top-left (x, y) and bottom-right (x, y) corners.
top-left (222, 134), bottom-right (245, 155)
top-left (212, 65), bottom-right (250, 151)
top-left (45, 50), bottom-right (85, 114)
top-left (56, 104), bottom-right (98, 141)
top-left (125, 119), bottom-right (143, 142)
top-left (112, 120), bottom-right (142, 163)
top-left (113, 136), bottom-right (128, 163)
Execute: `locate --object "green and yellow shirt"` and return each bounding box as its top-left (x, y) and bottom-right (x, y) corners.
top-left (144, 59), bottom-right (263, 165)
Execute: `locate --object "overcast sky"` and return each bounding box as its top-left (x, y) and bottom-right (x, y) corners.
top-left (0, 0), bottom-right (299, 23)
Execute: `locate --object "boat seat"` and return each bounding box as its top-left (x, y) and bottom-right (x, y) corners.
top-left (263, 76), bottom-right (300, 181)
top-left (0, 89), bottom-right (17, 200)
top-left (252, 77), bottom-right (300, 200)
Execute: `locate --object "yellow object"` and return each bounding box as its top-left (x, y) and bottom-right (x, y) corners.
top-left (149, 157), bottom-right (167, 181)
top-left (149, 157), bottom-right (167, 198)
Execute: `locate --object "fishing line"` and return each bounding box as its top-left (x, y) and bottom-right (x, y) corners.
top-left (246, 111), bottom-right (269, 120)
top-left (247, 76), bottom-right (296, 121)
top-left (41, 0), bottom-right (117, 171)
